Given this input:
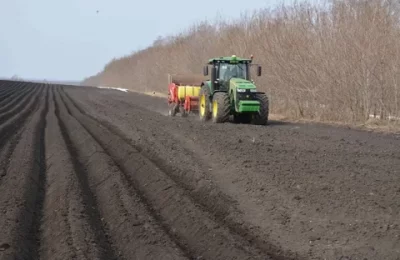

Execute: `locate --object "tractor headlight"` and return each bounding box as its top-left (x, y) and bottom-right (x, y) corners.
top-left (237, 88), bottom-right (246, 92)
top-left (250, 89), bottom-right (257, 92)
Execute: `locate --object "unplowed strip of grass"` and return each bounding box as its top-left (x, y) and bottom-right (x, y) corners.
top-left (58, 89), bottom-right (269, 259)
top-left (54, 86), bottom-right (187, 260)
top-left (0, 85), bottom-right (48, 259)
top-left (38, 87), bottom-right (105, 260)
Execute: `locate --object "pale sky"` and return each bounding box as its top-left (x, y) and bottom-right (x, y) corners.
top-left (0, 0), bottom-right (301, 81)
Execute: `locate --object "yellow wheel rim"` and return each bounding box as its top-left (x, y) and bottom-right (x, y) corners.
top-left (200, 95), bottom-right (205, 116)
top-left (212, 100), bottom-right (218, 118)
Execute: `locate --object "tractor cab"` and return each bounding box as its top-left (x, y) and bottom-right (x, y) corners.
top-left (218, 63), bottom-right (247, 90)
top-left (203, 55), bottom-right (261, 91)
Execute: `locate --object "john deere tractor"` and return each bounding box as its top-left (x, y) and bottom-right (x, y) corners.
top-left (199, 55), bottom-right (269, 125)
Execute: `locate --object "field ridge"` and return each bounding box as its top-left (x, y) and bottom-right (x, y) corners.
top-left (0, 80), bottom-right (399, 260)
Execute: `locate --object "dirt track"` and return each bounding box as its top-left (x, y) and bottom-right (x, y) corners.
top-left (0, 80), bottom-right (399, 260)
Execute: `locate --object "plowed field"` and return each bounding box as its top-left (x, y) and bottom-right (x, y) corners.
top-left (0, 80), bottom-right (399, 260)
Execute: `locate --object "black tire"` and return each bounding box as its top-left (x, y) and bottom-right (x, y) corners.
top-left (252, 93), bottom-right (269, 125)
top-left (233, 114), bottom-right (241, 124)
top-left (199, 85), bottom-right (211, 121)
top-left (234, 113), bottom-right (252, 124)
top-left (179, 106), bottom-right (188, 117)
top-left (212, 92), bottom-right (230, 123)
top-left (168, 103), bottom-right (178, 116)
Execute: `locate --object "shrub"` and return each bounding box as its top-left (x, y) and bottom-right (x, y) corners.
top-left (83, 0), bottom-right (400, 124)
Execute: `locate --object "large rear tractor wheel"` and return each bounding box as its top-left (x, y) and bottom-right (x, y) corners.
top-left (252, 93), bottom-right (269, 125)
top-left (212, 92), bottom-right (230, 123)
top-left (199, 86), bottom-right (211, 121)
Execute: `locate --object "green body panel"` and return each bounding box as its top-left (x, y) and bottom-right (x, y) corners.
top-left (230, 78), bottom-right (257, 90)
top-left (238, 101), bottom-right (260, 112)
top-left (229, 78), bottom-right (258, 112)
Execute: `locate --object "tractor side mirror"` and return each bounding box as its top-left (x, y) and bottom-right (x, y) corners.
top-left (257, 65), bottom-right (262, 76)
top-left (203, 66), bottom-right (209, 76)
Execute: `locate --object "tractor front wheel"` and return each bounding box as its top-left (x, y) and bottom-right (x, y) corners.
top-left (212, 92), bottom-right (230, 123)
top-left (252, 93), bottom-right (269, 125)
top-left (199, 86), bottom-right (211, 121)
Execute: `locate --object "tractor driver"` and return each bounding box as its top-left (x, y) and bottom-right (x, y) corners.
top-left (219, 64), bottom-right (245, 90)
top-left (231, 65), bottom-right (246, 78)
top-left (219, 65), bottom-right (231, 90)
top-left (225, 65), bottom-right (245, 79)
top-left (221, 66), bottom-right (236, 81)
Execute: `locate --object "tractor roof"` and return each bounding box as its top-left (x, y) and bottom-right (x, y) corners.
top-left (207, 55), bottom-right (252, 64)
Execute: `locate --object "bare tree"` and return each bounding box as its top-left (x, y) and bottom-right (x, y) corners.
top-left (83, 0), bottom-right (400, 125)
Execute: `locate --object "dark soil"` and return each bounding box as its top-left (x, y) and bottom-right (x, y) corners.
top-left (0, 80), bottom-right (399, 260)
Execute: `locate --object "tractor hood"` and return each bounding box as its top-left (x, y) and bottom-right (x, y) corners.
top-left (230, 78), bottom-right (256, 90)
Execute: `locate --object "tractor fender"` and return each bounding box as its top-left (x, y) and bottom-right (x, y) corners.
top-left (201, 81), bottom-right (211, 89)
top-left (213, 90), bottom-right (227, 94)
top-left (200, 81), bottom-right (212, 100)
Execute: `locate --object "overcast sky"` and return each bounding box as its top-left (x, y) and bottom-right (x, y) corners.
top-left (1, 0), bottom-right (303, 81)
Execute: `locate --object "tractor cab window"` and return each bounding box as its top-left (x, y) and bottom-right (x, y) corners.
top-left (218, 63), bottom-right (247, 82)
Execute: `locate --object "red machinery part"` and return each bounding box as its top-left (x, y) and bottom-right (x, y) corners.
top-left (168, 82), bottom-right (199, 114)
top-left (168, 83), bottom-right (178, 104)
top-left (184, 96), bottom-right (199, 112)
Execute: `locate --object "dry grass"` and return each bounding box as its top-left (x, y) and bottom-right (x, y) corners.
top-left (281, 115), bottom-right (400, 134)
top-left (82, 0), bottom-right (400, 127)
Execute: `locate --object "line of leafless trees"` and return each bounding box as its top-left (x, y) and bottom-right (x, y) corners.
top-left (83, 0), bottom-right (400, 124)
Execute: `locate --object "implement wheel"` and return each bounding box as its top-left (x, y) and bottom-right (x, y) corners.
top-left (199, 86), bottom-right (211, 121)
top-left (179, 106), bottom-right (188, 117)
top-left (168, 103), bottom-right (178, 116)
top-left (212, 92), bottom-right (230, 123)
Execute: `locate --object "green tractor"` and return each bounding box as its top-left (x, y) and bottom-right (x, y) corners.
top-left (199, 55), bottom-right (269, 125)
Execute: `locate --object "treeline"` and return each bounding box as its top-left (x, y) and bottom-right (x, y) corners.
top-left (83, 0), bottom-right (400, 124)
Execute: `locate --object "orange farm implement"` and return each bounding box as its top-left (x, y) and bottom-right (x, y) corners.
top-left (167, 74), bottom-right (204, 117)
